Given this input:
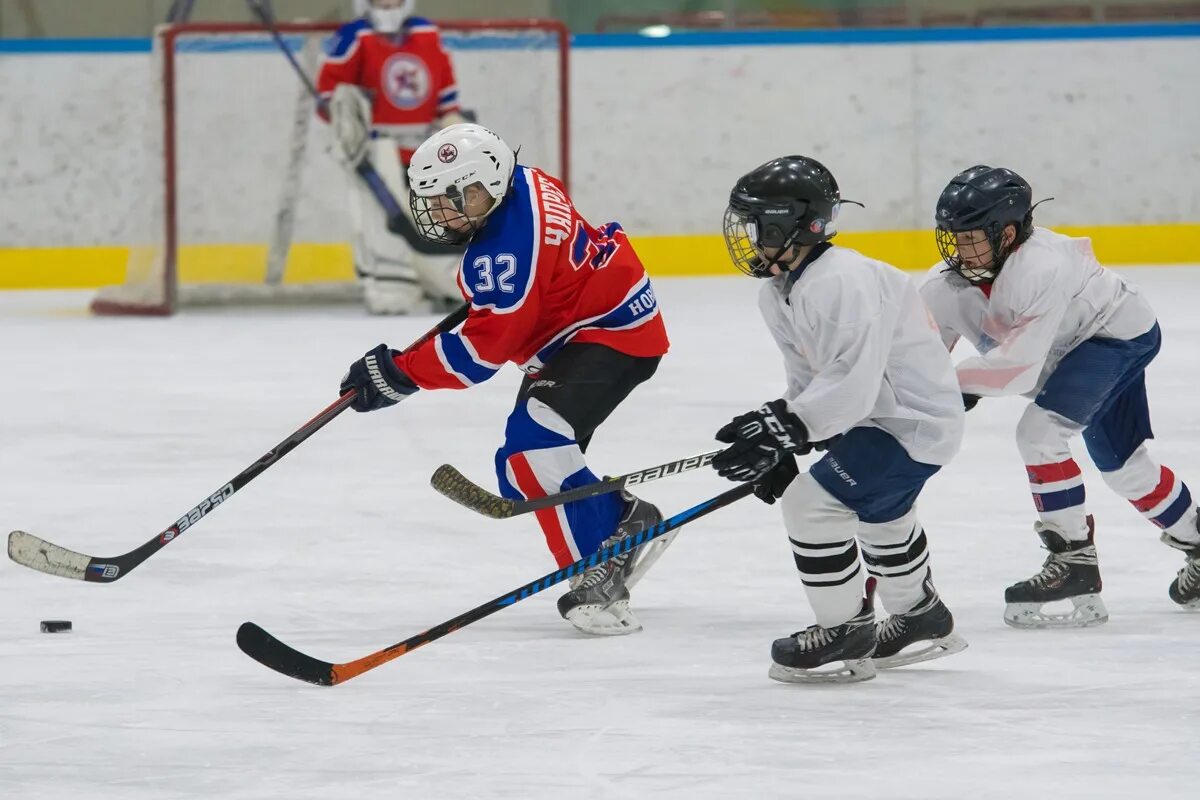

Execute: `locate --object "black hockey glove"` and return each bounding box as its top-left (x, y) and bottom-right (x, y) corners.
top-left (753, 452), bottom-right (800, 505)
top-left (712, 399), bottom-right (810, 483)
top-left (340, 343), bottom-right (419, 412)
top-left (962, 393), bottom-right (981, 412)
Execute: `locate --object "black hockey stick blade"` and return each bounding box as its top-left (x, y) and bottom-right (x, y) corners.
top-left (430, 450), bottom-right (720, 519)
top-left (8, 304), bottom-right (469, 583)
top-left (236, 622), bottom-right (338, 686)
top-left (237, 482), bottom-right (754, 685)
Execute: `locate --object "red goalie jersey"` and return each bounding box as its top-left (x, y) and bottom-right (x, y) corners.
top-left (316, 15), bottom-right (460, 165)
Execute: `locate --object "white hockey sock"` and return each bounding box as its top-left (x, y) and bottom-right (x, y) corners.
top-left (781, 474), bottom-right (864, 627)
top-left (1017, 404), bottom-right (1090, 540)
top-left (858, 510), bottom-right (931, 615)
top-left (1100, 445), bottom-right (1199, 542)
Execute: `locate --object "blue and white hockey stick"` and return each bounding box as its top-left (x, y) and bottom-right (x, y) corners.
top-left (237, 482), bottom-right (755, 685)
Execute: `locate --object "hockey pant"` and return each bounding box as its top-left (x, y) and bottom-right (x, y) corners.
top-left (494, 344), bottom-right (662, 567)
top-left (781, 426), bottom-right (940, 627)
top-left (346, 138), bottom-right (462, 314)
top-left (1020, 323), bottom-right (1197, 543)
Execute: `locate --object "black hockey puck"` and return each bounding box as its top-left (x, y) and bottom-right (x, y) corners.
top-left (40, 620), bottom-right (72, 633)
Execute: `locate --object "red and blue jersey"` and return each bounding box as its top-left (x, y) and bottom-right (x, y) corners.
top-left (316, 16), bottom-right (460, 164)
top-left (395, 166), bottom-right (670, 390)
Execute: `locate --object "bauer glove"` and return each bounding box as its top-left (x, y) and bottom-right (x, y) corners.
top-left (340, 343), bottom-right (419, 412)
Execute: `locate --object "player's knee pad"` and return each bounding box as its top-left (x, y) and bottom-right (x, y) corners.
top-left (1016, 403), bottom-right (1082, 464)
top-left (1097, 444), bottom-right (1158, 496)
top-left (409, 251), bottom-right (462, 302)
top-left (362, 275), bottom-right (424, 315)
top-left (780, 472), bottom-right (858, 545)
top-left (495, 398), bottom-right (581, 500)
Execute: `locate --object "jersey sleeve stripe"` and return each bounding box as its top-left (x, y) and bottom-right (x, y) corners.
top-left (431, 335), bottom-right (472, 389)
top-left (436, 332), bottom-right (500, 386)
top-left (522, 276), bottom-right (660, 370)
top-left (321, 23), bottom-right (369, 64)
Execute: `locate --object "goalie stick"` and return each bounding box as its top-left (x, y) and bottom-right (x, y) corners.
top-left (244, 0), bottom-right (463, 257)
top-left (236, 482), bottom-right (754, 685)
top-left (7, 303), bottom-right (469, 583)
top-left (430, 450), bottom-right (720, 519)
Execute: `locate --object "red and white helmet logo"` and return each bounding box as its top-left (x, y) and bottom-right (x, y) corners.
top-left (438, 144), bottom-right (458, 163)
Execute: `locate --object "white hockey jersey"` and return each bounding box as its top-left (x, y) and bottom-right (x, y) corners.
top-left (759, 245), bottom-right (964, 466)
top-left (920, 227), bottom-right (1157, 398)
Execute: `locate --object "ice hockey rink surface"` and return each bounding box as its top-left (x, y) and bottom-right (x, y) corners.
top-left (1, 268), bottom-right (1198, 799)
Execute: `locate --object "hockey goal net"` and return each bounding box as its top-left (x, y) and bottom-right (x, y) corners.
top-left (92, 19), bottom-right (570, 315)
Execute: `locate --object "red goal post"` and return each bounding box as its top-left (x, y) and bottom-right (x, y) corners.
top-left (92, 19), bottom-right (571, 315)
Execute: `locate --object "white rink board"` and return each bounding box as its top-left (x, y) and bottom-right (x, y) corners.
top-left (1, 268), bottom-right (1200, 798)
top-left (1, 32), bottom-right (1197, 246)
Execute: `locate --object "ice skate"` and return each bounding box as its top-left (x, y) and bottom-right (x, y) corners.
top-left (768, 580), bottom-right (877, 684)
top-left (557, 494), bottom-right (661, 636)
top-left (873, 574), bottom-right (967, 669)
top-left (1004, 516), bottom-right (1108, 629)
top-left (1162, 528), bottom-right (1200, 609)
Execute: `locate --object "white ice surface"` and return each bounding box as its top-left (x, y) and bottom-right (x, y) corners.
top-left (1, 269), bottom-right (1198, 799)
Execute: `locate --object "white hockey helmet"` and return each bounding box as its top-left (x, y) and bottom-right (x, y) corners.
top-left (408, 123), bottom-right (517, 245)
top-left (352, 0), bottom-right (414, 34)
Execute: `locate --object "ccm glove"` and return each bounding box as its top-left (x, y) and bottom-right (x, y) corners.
top-left (712, 399), bottom-right (810, 483)
top-left (753, 452), bottom-right (800, 505)
top-left (340, 343), bottom-right (419, 412)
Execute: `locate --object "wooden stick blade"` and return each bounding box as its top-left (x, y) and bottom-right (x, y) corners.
top-left (8, 531), bottom-right (91, 581)
top-left (429, 465), bottom-right (515, 519)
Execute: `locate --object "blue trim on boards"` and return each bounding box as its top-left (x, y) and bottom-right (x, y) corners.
top-left (1, 23), bottom-right (1198, 54)
top-left (573, 22), bottom-right (1200, 48)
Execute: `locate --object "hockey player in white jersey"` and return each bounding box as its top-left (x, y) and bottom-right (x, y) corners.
top-left (921, 165), bottom-right (1200, 628)
top-left (712, 156), bottom-right (968, 684)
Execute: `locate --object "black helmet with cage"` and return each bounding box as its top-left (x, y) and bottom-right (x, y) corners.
top-left (723, 156), bottom-right (857, 278)
top-left (934, 165), bottom-right (1037, 285)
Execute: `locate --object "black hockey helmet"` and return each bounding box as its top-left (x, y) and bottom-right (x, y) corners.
top-left (723, 155), bottom-right (859, 278)
top-left (934, 165), bottom-right (1037, 285)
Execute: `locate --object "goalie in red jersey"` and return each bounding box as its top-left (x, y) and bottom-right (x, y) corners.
top-left (339, 124), bottom-right (671, 636)
top-left (317, 0), bottom-right (464, 314)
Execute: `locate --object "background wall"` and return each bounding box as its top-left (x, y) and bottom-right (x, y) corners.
top-left (0, 25), bottom-right (1197, 286)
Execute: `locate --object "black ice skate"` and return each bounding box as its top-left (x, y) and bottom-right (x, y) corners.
top-left (557, 494), bottom-right (662, 636)
top-left (1161, 528), bottom-right (1200, 609)
top-left (768, 579), bottom-right (878, 684)
top-left (873, 573), bottom-right (968, 669)
top-left (1004, 516), bottom-right (1108, 629)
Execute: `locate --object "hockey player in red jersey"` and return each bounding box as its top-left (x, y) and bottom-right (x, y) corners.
top-left (339, 124), bottom-right (671, 636)
top-left (317, 0), bottom-right (464, 314)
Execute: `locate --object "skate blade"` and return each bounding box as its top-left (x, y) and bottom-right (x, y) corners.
top-left (563, 599), bottom-right (643, 636)
top-left (1174, 597), bottom-right (1200, 611)
top-left (1003, 594), bottom-right (1109, 629)
top-left (768, 658), bottom-right (877, 685)
top-left (873, 633), bottom-right (968, 669)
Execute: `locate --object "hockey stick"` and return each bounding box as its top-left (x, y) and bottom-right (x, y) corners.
top-left (244, 0), bottom-right (462, 257)
top-left (430, 450), bottom-right (720, 519)
top-left (237, 482), bottom-right (754, 685)
top-left (7, 303), bottom-right (469, 583)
